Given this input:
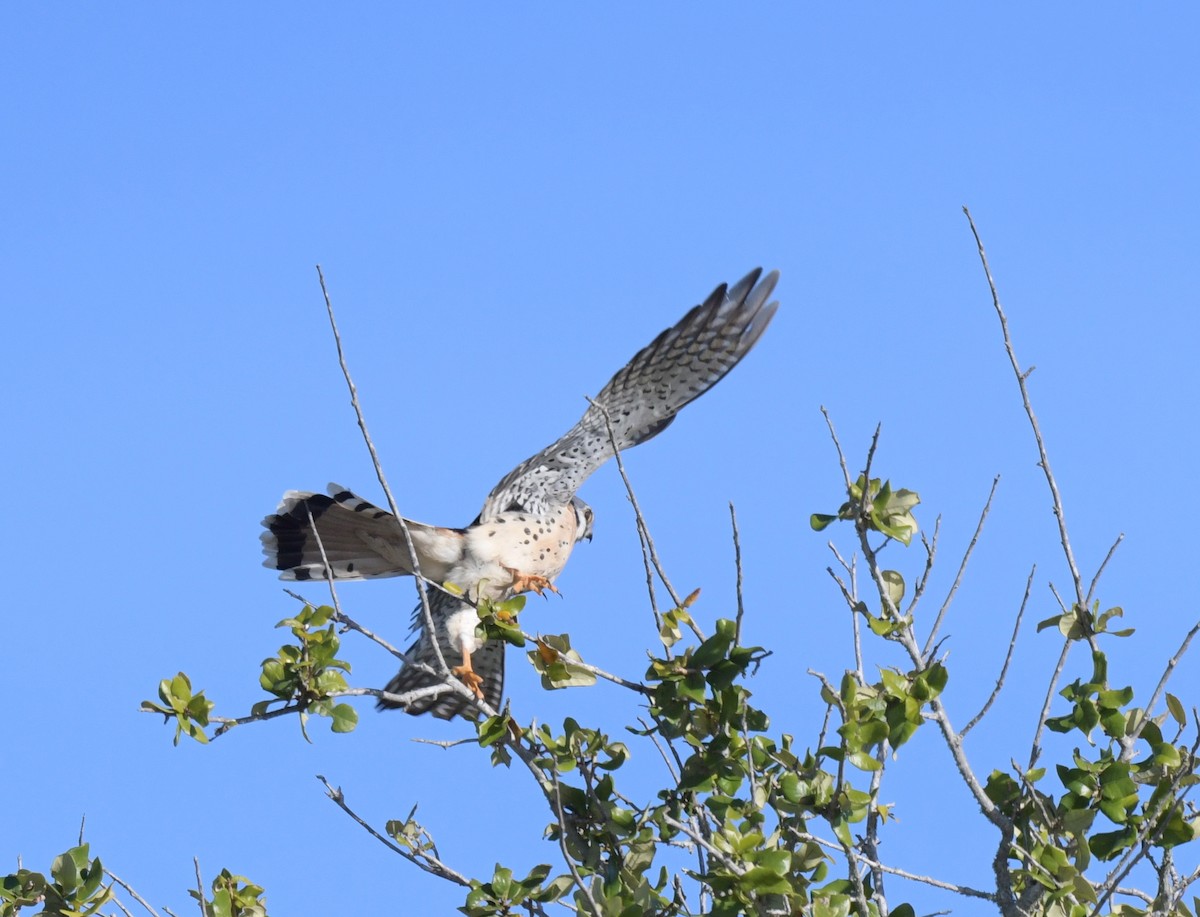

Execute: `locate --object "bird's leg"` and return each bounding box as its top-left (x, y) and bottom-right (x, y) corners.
top-left (451, 646), bottom-right (485, 700)
top-left (503, 565), bottom-right (559, 596)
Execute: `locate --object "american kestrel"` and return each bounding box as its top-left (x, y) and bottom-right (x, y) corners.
top-left (261, 268), bottom-right (779, 719)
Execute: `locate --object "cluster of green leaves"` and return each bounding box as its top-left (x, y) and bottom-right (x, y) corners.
top-left (459, 607), bottom-right (947, 917)
top-left (985, 634), bottom-right (1199, 913)
top-left (256, 605), bottom-right (357, 737)
top-left (1, 845), bottom-right (111, 917)
top-left (143, 605), bottom-right (357, 743)
top-left (827, 663), bottom-right (947, 778)
top-left (811, 475), bottom-right (920, 546)
top-left (461, 863), bottom-right (575, 915)
top-left (195, 869), bottom-right (268, 917)
top-left (141, 671), bottom-right (215, 745)
top-left (1, 848), bottom-right (266, 917)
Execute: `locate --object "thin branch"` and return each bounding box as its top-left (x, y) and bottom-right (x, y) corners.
top-left (909, 517), bottom-right (940, 609)
top-left (964, 208), bottom-right (1085, 608)
top-left (789, 830), bottom-right (996, 901)
top-left (1085, 532), bottom-right (1125, 608)
top-left (862, 754), bottom-right (888, 909)
top-left (314, 266), bottom-right (450, 680)
top-left (549, 768), bottom-right (602, 917)
top-left (820, 406), bottom-right (854, 492)
top-left (836, 827), bottom-right (872, 917)
top-left (637, 717), bottom-right (680, 783)
top-left (192, 858), bottom-right (204, 917)
top-left (588, 396), bottom-right (695, 636)
top-left (847, 473), bottom-right (1007, 831)
top-left (825, 558), bottom-right (865, 679)
top-left (660, 813), bottom-right (744, 877)
top-left (922, 475), bottom-right (1000, 659)
top-left (963, 563), bottom-right (1035, 737)
top-left (410, 735), bottom-right (476, 749)
top-left (104, 870), bottom-right (160, 917)
top-left (316, 775), bottom-right (473, 888)
top-left (1135, 616), bottom-right (1200, 745)
top-left (1027, 638), bottom-right (1074, 770)
top-left (729, 503), bottom-right (746, 645)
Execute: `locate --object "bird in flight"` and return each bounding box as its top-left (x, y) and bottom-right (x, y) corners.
top-left (262, 268), bottom-right (779, 719)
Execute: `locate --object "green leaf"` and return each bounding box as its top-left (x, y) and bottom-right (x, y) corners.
top-left (330, 703), bottom-right (358, 733)
top-left (1166, 693), bottom-right (1186, 727)
top-left (810, 513), bottom-right (839, 532)
top-left (880, 570), bottom-right (905, 608)
top-left (848, 751), bottom-right (882, 772)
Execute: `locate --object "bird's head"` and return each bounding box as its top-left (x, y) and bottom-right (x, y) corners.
top-left (572, 498), bottom-right (594, 543)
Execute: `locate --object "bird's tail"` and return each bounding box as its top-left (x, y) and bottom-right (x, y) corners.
top-left (378, 636), bottom-right (506, 721)
top-left (260, 483), bottom-right (457, 582)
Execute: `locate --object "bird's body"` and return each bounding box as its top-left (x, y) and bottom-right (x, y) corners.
top-left (262, 268), bottom-right (779, 719)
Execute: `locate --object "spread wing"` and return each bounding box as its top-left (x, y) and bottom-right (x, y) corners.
top-left (478, 268), bottom-right (779, 521)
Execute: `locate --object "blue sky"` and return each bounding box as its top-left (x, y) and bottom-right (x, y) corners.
top-left (4, 5), bottom-right (1199, 915)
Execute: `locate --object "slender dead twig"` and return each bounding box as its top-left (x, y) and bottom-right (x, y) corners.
top-left (729, 503), bottom-right (746, 645)
top-left (789, 830), bottom-right (997, 901)
top-left (1028, 639), bottom-right (1074, 770)
top-left (588, 396), bottom-right (696, 638)
top-left (923, 475), bottom-right (1000, 659)
top-left (820, 406), bottom-right (854, 492)
top-left (314, 266), bottom-right (451, 682)
top-left (964, 208), bottom-right (1085, 609)
top-left (549, 768), bottom-right (602, 916)
top-left (909, 518), bottom-right (940, 610)
top-left (962, 564), bottom-right (1035, 737)
top-left (104, 869), bottom-right (160, 917)
top-left (316, 775), bottom-right (472, 888)
top-left (410, 735), bottom-right (476, 749)
top-left (1085, 533), bottom-right (1125, 608)
top-left (1134, 617), bottom-right (1200, 746)
top-left (824, 557), bottom-right (865, 679)
top-left (192, 858), bottom-right (204, 917)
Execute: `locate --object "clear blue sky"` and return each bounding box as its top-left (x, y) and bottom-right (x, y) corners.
top-left (4, 5), bottom-right (1198, 915)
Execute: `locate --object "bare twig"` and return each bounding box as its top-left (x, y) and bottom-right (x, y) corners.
top-left (588, 396), bottom-right (695, 637)
top-left (923, 475), bottom-right (1000, 659)
top-left (964, 208), bottom-right (1085, 608)
top-left (637, 716), bottom-right (681, 783)
top-left (1085, 533), bottom-right (1125, 608)
top-left (314, 266), bottom-right (450, 681)
top-left (410, 735), bottom-right (476, 749)
top-left (963, 564), bottom-right (1035, 737)
top-left (1134, 617), bottom-right (1200, 746)
top-left (1027, 639), bottom-right (1074, 770)
top-left (549, 768), bottom-right (602, 916)
top-left (825, 558), bottom-right (865, 678)
top-left (730, 503), bottom-right (746, 645)
top-left (789, 830), bottom-right (996, 901)
top-left (316, 775), bottom-right (472, 888)
top-left (909, 517), bottom-right (940, 609)
top-left (660, 813), bottom-right (745, 877)
top-left (192, 858), bottom-right (204, 917)
top-left (820, 406), bottom-right (854, 492)
top-left (104, 870), bottom-right (160, 917)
